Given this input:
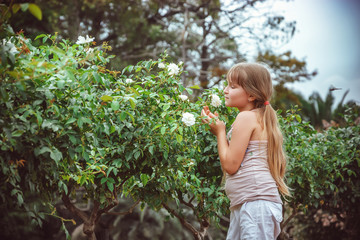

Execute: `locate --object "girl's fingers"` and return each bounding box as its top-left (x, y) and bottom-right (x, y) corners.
top-left (208, 112), bottom-right (216, 118)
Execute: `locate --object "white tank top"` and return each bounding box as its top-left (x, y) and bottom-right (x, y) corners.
top-left (225, 128), bottom-right (282, 210)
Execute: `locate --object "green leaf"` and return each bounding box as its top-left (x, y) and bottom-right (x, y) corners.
top-left (134, 150), bottom-right (141, 160)
top-left (77, 118), bottom-right (83, 128)
top-left (34, 34), bottom-right (47, 40)
top-left (51, 46), bottom-right (65, 56)
top-left (38, 147), bottom-right (52, 155)
top-left (128, 98), bottom-right (136, 109)
top-left (111, 101), bottom-right (120, 111)
top-left (11, 130), bottom-right (24, 137)
top-left (66, 68), bottom-right (76, 81)
top-left (122, 65), bottom-right (134, 74)
top-left (149, 145), bottom-right (154, 155)
top-left (12, 4), bottom-right (21, 14)
top-left (107, 182), bottom-right (114, 192)
top-left (17, 194), bottom-right (24, 206)
top-left (80, 175), bottom-right (86, 185)
top-left (28, 4), bottom-right (42, 20)
top-left (50, 148), bottom-right (63, 163)
top-left (35, 111), bottom-right (43, 126)
top-left (120, 111), bottom-right (127, 121)
top-left (152, 124), bottom-right (162, 131)
top-left (57, 80), bottom-right (65, 89)
top-left (178, 127), bottom-right (183, 135)
top-left (161, 127), bottom-right (166, 135)
top-left (125, 111), bottom-right (136, 125)
top-left (106, 167), bottom-right (114, 176)
top-left (69, 135), bottom-right (77, 145)
top-left (186, 88), bottom-right (193, 95)
top-left (65, 118), bottom-right (77, 125)
top-left (140, 174), bottom-right (149, 186)
top-left (190, 85), bottom-right (201, 89)
top-left (20, 3), bottom-right (29, 12)
top-left (61, 221), bottom-right (71, 240)
top-left (101, 95), bottom-right (113, 102)
top-left (93, 72), bottom-right (101, 83)
top-left (162, 103), bottom-right (170, 111)
top-left (100, 178), bottom-right (107, 184)
top-left (176, 134), bottom-right (183, 143)
top-left (170, 124), bottom-right (178, 133)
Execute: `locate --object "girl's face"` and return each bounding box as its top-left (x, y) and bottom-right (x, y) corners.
top-left (224, 80), bottom-right (252, 111)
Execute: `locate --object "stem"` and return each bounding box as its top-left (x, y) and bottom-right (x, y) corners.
top-left (105, 199), bottom-right (140, 216)
top-left (163, 203), bottom-right (201, 239)
top-left (281, 205), bottom-right (298, 230)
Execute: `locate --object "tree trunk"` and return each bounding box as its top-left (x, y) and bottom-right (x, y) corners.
top-left (62, 194), bottom-right (98, 240)
top-left (83, 221), bottom-right (97, 240)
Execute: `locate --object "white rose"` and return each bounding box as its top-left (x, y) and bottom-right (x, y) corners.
top-left (167, 63), bottom-right (180, 75)
top-left (158, 62), bottom-right (166, 69)
top-left (125, 78), bottom-right (133, 84)
top-left (182, 112), bottom-right (196, 126)
top-left (76, 35), bottom-right (95, 44)
top-left (179, 95), bottom-right (188, 101)
top-left (211, 94), bottom-right (222, 107)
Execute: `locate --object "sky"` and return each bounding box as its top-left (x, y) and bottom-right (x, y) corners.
top-left (270, 0), bottom-right (360, 106)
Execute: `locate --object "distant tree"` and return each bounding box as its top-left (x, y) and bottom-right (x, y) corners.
top-left (8, 0), bottom-right (298, 89)
top-left (297, 87), bottom-right (358, 129)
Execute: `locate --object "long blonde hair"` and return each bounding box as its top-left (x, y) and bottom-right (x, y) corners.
top-left (227, 62), bottom-right (290, 197)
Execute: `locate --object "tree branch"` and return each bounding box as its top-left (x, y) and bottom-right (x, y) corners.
top-left (281, 205), bottom-right (298, 229)
top-left (105, 199), bottom-right (140, 216)
top-left (62, 193), bottom-right (89, 223)
top-left (162, 203), bottom-right (200, 238)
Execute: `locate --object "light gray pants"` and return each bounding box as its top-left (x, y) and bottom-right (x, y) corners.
top-left (226, 200), bottom-right (283, 240)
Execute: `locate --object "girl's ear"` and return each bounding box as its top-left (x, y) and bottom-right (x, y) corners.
top-left (248, 95), bottom-right (256, 102)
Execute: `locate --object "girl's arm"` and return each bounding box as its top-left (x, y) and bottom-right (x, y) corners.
top-left (201, 106), bottom-right (255, 175)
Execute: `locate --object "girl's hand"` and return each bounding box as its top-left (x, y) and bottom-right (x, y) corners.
top-left (201, 106), bottom-right (225, 136)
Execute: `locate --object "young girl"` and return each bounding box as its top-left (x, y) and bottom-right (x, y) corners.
top-left (201, 62), bottom-right (290, 239)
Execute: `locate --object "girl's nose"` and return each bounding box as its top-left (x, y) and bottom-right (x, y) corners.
top-left (224, 86), bottom-right (229, 94)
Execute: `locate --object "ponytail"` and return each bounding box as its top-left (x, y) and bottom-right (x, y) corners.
top-left (262, 104), bottom-right (290, 197)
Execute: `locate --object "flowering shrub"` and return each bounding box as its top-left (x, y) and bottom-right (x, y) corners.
top-left (0, 33), bottom-right (229, 239)
top-left (278, 108), bottom-right (360, 239)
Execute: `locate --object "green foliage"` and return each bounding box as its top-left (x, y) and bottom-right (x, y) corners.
top-left (280, 108), bottom-right (360, 222)
top-left (0, 32), bottom-right (231, 232)
top-left (1, 32), bottom-right (359, 238)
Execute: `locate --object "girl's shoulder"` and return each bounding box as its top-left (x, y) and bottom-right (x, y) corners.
top-left (235, 110), bottom-right (257, 121)
top-left (233, 110), bottom-right (258, 128)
